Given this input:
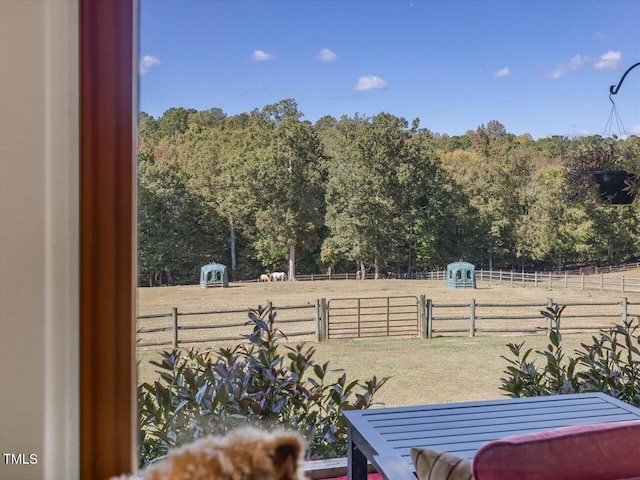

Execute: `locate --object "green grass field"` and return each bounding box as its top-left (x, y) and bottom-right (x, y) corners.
top-left (136, 277), bottom-right (640, 407)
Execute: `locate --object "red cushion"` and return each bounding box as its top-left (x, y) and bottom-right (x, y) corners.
top-left (473, 421), bottom-right (640, 480)
top-left (324, 475), bottom-right (382, 480)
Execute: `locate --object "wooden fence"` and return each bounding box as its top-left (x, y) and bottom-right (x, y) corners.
top-left (430, 298), bottom-right (637, 337)
top-left (137, 302), bottom-right (315, 348)
top-left (301, 269), bottom-right (640, 293)
top-left (242, 263), bottom-right (640, 294)
top-left (475, 269), bottom-right (640, 293)
top-left (137, 296), bottom-right (639, 346)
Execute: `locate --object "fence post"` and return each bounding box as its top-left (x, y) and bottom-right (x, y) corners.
top-left (510, 270), bottom-right (513, 286)
top-left (535, 271), bottom-right (538, 288)
top-left (427, 299), bottom-right (433, 338)
top-left (314, 298), bottom-right (321, 341)
top-left (600, 274), bottom-right (604, 292)
top-left (621, 275), bottom-right (625, 293)
top-left (267, 301), bottom-right (273, 316)
top-left (419, 295), bottom-right (427, 339)
top-left (320, 298), bottom-right (328, 341)
top-left (548, 272), bottom-right (552, 289)
top-left (622, 297), bottom-right (628, 324)
top-left (545, 298), bottom-right (553, 332)
top-left (581, 273), bottom-right (584, 290)
top-left (470, 298), bottom-right (476, 337)
top-left (172, 307), bottom-right (178, 348)
top-left (357, 298), bottom-right (361, 337)
top-left (386, 297), bottom-right (390, 336)
top-left (564, 271), bottom-right (568, 289)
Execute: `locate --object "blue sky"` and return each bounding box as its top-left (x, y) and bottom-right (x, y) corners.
top-left (139, 0), bottom-right (640, 139)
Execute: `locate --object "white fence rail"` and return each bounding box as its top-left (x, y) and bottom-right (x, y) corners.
top-left (243, 263), bottom-right (640, 293)
top-left (474, 269), bottom-right (640, 294)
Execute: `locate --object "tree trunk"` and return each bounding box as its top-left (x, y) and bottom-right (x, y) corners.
top-left (374, 256), bottom-right (380, 279)
top-left (288, 245), bottom-right (296, 281)
top-left (229, 218), bottom-right (237, 271)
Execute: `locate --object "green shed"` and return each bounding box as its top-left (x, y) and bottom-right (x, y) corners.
top-left (200, 262), bottom-right (228, 288)
top-left (446, 261), bottom-right (476, 289)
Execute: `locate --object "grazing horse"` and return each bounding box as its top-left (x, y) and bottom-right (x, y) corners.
top-left (259, 273), bottom-right (270, 282)
top-left (271, 271), bottom-right (287, 282)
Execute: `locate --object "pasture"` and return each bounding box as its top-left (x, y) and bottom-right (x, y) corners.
top-left (136, 277), bottom-right (640, 407)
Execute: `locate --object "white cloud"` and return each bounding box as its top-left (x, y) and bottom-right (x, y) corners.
top-left (493, 67), bottom-right (511, 77)
top-left (572, 129), bottom-right (591, 138)
top-left (594, 50), bottom-right (622, 70)
top-left (251, 50), bottom-right (275, 61)
top-left (627, 125), bottom-right (640, 137)
top-left (546, 54), bottom-right (587, 79)
top-left (352, 75), bottom-right (389, 91)
top-left (317, 48), bottom-right (337, 62)
top-left (139, 55), bottom-right (160, 74)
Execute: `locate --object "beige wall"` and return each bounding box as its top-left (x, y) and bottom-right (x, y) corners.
top-left (0, 1), bottom-right (79, 479)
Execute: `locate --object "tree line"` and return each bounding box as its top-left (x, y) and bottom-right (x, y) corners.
top-left (138, 99), bottom-right (640, 286)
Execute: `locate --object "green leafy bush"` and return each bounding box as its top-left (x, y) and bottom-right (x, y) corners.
top-left (138, 305), bottom-right (388, 467)
top-left (500, 304), bottom-right (640, 407)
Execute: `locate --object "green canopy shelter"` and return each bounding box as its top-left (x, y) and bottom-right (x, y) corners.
top-left (446, 261), bottom-right (476, 289)
top-left (200, 262), bottom-right (228, 288)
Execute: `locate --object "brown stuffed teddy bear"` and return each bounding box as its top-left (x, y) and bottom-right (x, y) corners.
top-left (113, 426), bottom-right (307, 480)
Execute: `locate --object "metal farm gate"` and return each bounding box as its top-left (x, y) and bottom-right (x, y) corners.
top-left (326, 296), bottom-right (420, 339)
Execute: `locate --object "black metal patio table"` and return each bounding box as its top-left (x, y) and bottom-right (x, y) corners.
top-left (343, 392), bottom-right (640, 480)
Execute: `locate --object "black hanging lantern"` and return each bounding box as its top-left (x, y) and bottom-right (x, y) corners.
top-left (594, 170), bottom-right (636, 204)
